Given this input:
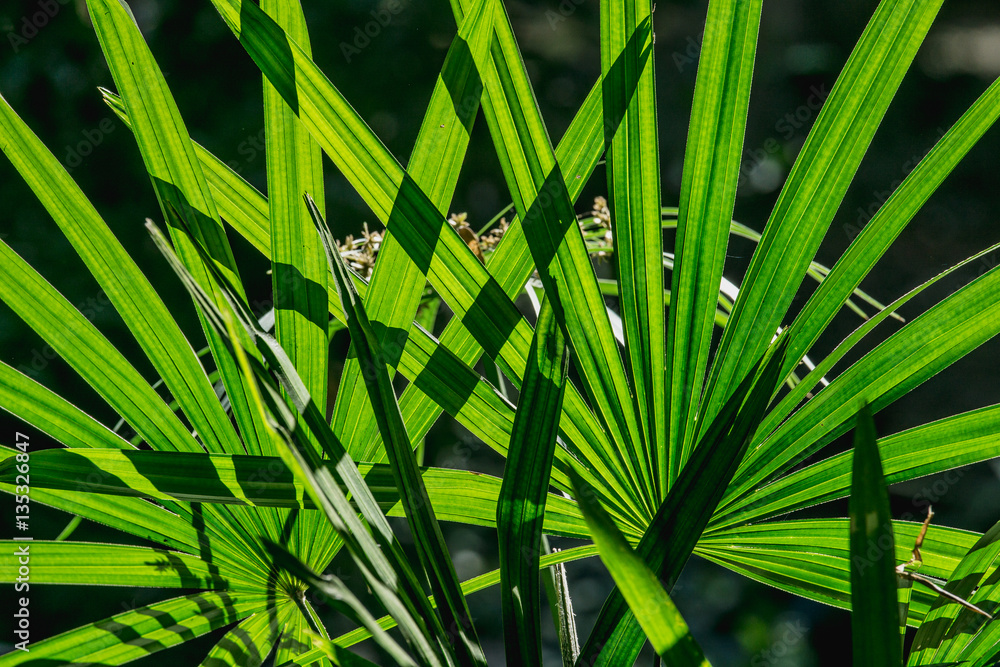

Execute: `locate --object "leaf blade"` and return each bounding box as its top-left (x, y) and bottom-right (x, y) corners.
top-left (698, 0), bottom-right (944, 442)
top-left (601, 0), bottom-right (665, 492)
top-left (571, 469), bottom-right (710, 665)
top-left (497, 295), bottom-right (570, 665)
top-left (666, 0), bottom-right (763, 487)
top-left (848, 405), bottom-right (903, 667)
top-left (314, 196), bottom-right (487, 666)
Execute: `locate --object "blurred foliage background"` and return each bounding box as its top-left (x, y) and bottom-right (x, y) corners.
top-left (1, 0), bottom-right (999, 664)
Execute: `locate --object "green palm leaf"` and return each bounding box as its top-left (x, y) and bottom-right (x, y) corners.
top-left (497, 295), bottom-right (570, 665)
top-left (601, 0), bottom-right (665, 498)
top-left (330, 0), bottom-right (493, 466)
top-left (261, 0), bottom-right (328, 413)
top-left (849, 405), bottom-right (903, 666)
top-left (86, 0), bottom-right (270, 460)
top-left (731, 256), bottom-right (1000, 502)
top-left (699, 519), bottom-right (981, 627)
top-left (0, 541), bottom-right (239, 589)
top-left (315, 196), bottom-right (487, 666)
top-left (698, 0), bottom-right (944, 436)
top-left (781, 75), bottom-right (1000, 389)
top-left (578, 337), bottom-right (787, 665)
top-left (199, 611), bottom-right (283, 667)
top-left (0, 239), bottom-right (201, 453)
top-left (148, 216), bottom-right (463, 665)
top-left (0, 92), bottom-right (239, 456)
top-left (715, 402), bottom-right (1000, 532)
top-left (909, 520), bottom-right (1000, 665)
top-left (0, 592), bottom-right (268, 666)
top-left (459, 0), bottom-right (651, 510)
top-left (572, 469), bottom-right (710, 665)
top-left (666, 0), bottom-right (762, 489)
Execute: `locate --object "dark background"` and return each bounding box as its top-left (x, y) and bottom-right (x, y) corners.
top-left (1, 0), bottom-right (999, 664)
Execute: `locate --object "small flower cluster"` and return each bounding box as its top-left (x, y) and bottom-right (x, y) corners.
top-left (579, 196), bottom-right (614, 259)
top-left (337, 223), bottom-right (383, 278)
top-left (477, 218), bottom-right (509, 253)
top-left (334, 196), bottom-right (615, 278)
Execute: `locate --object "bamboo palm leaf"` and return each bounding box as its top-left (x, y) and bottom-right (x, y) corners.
top-left (255, 0), bottom-right (333, 589)
top-left (271, 602), bottom-right (345, 667)
top-left (386, 73), bottom-right (644, 523)
top-left (710, 239), bottom-right (1000, 528)
top-left (267, 541), bottom-right (417, 667)
top-left (104, 84), bottom-right (643, 532)
top-left (205, 0), bottom-right (651, 525)
top-left (738, 238), bottom-right (1000, 480)
top-left (3, 447), bottom-right (592, 539)
top-left (0, 486), bottom-right (249, 576)
top-left (0, 362), bottom-right (134, 451)
top-left (572, 469), bottom-right (711, 665)
top-left (279, 545), bottom-right (602, 666)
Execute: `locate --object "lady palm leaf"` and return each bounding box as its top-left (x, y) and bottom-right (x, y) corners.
top-left (0, 91), bottom-right (236, 456)
top-left (497, 295), bottom-right (570, 665)
top-left (312, 196), bottom-right (487, 666)
top-left (261, 0), bottom-right (328, 414)
top-left (849, 405), bottom-right (904, 667)
top-left (571, 469), bottom-right (709, 665)
top-left (907, 519), bottom-right (1000, 665)
top-left (2, 448), bottom-right (590, 537)
top-left (328, 0), bottom-right (493, 467)
top-left (697, 0), bottom-right (944, 434)
top-left (665, 0), bottom-right (761, 488)
top-left (87, 0), bottom-right (271, 464)
top-left (600, 0), bottom-right (665, 501)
